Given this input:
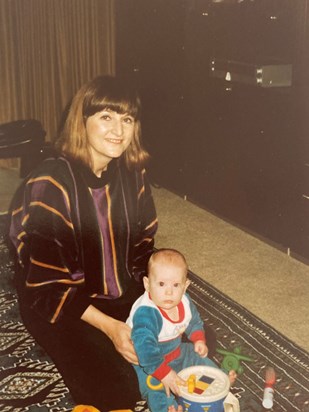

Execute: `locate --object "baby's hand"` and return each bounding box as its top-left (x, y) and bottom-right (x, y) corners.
top-left (194, 340), bottom-right (208, 358)
top-left (161, 370), bottom-right (186, 397)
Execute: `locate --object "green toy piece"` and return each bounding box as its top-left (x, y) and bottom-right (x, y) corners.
top-left (216, 346), bottom-right (254, 374)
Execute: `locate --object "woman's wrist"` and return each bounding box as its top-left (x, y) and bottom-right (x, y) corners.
top-left (81, 304), bottom-right (116, 336)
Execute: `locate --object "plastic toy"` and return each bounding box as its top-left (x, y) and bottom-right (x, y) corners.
top-left (72, 405), bottom-right (132, 412)
top-left (216, 346), bottom-right (254, 374)
top-left (72, 406), bottom-right (100, 412)
top-left (262, 366), bottom-right (276, 409)
top-left (146, 374), bottom-right (197, 393)
top-left (147, 372), bottom-right (215, 396)
top-left (178, 366), bottom-right (230, 411)
top-left (146, 374), bottom-right (164, 390)
top-left (187, 374), bottom-right (196, 393)
top-left (191, 374), bottom-right (215, 395)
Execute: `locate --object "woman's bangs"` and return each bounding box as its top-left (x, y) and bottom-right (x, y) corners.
top-left (104, 99), bottom-right (139, 119)
top-left (85, 95), bottom-right (139, 119)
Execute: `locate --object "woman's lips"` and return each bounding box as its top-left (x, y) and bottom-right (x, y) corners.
top-left (106, 138), bottom-right (122, 144)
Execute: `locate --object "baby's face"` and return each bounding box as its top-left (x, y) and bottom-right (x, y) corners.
top-left (143, 261), bottom-right (190, 311)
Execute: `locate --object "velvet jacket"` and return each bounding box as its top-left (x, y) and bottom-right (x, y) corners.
top-left (9, 155), bottom-right (158, 323)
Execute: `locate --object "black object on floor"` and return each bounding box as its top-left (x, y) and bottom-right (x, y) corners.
top-left (0, 119), bottom-right (46, 177)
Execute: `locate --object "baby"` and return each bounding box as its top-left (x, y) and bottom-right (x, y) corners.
top-left (127, 248), bottom-right (236, 412)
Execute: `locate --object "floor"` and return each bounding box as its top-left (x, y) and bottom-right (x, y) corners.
top-left (1, 166), bottom-right (309, 352)
top-left (153, 186), bottom-right (309, 353)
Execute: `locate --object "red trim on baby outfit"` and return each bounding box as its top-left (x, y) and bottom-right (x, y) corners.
top-left (152, 346), bottom-right (181, 380)
top-left (158, 301), bottom-right (185, 323)
top-left (190, 330), bottom-right (206, 343)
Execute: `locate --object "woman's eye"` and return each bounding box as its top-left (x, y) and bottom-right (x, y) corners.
top-left (101, 114), bottom-right (111, 121)
top-left (123, 116), bottom-right (134, 124)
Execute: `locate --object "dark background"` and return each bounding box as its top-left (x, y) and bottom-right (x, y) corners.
top-left (115, 0), bottom-right (309, 262)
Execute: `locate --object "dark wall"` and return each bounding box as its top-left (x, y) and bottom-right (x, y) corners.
top-left (115, 0), bottom-right (309, 262)
top-left (116, 0), bottom-right (188, 193)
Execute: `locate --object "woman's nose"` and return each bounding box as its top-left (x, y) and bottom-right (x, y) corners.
top-left (112, 119), bottom-right (123, 136)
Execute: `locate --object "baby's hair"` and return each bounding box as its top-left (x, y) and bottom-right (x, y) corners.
top-left (148, 248), bottom-right (188, 276)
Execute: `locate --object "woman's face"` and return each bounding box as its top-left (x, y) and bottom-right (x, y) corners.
top-left (86, 109), bottom-right (135, 176)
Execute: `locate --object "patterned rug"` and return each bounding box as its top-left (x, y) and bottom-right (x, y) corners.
top-left (189, 273), bottom-right (309, 412)
top-left (0, 214), bottom-right (308, 412)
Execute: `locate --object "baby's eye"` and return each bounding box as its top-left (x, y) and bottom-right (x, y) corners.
top-left (173, 283), bottom-right (180, 288)
top-left (159, 282), bottom-right (165, 287)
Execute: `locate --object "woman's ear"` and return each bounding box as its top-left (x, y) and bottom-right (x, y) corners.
top-left (143, 276), bottom-right (149, 292)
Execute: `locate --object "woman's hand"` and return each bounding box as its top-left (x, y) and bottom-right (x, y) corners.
top-left (81, 304), bottom-right (138, 364)
top-left (107, 318), bottom-right (139, 364)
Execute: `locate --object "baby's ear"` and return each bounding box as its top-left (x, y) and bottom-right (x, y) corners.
top-left (143, 276), bottom-right (149, 291)
top-left (185, 279), bottom-right (191, 290)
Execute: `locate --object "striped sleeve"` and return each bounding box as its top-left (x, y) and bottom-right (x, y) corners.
top-left (10, 174), bottom-right (85, 323)
top-left (132, 169), bottom-right (158, 280)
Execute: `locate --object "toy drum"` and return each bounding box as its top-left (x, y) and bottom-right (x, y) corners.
top-left (177, 366), bottom-right (230, 412)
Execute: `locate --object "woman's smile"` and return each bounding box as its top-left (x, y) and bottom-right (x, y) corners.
top-left (105, 137), bottom-right (123, 144)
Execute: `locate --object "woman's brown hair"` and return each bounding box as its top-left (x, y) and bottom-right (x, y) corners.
top-left (55, 75), bottom-right (149, 170)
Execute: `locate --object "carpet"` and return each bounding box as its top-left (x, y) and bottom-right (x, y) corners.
top-left (0, 215), bottom-right (308, 412)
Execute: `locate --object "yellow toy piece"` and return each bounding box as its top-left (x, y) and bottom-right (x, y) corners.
top-left (146, 373), bottom-right (201, 393)
top-left (72, 404), bottom-right (133, 412)
top-left (72, 406), bottom-right (100, 412)
top-left (146, 374), bottom-right (164, 390)
top-left (187, 374), bottom-right (196, 393)
top-left (195, 379), bottom-right (209, 392)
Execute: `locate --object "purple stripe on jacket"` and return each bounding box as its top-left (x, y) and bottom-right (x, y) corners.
top-left (91, 186), bottom-right (120, 298)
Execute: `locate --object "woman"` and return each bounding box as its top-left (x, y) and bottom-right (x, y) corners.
top-left (9, 75), bottom-right (158, 411)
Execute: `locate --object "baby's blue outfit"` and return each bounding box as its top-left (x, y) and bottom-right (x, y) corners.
top-left (126, 292), bottom-right (219, 412)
